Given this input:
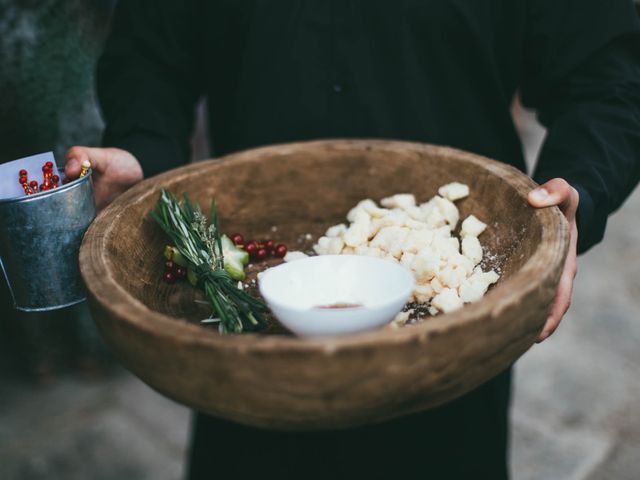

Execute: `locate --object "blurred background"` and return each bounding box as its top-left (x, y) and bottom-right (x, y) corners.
top-left (0, 1), bottom-right (639, 479)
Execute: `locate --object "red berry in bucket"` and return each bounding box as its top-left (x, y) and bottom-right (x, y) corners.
top-left (19, 169), bottom-right (27, 177)
top-left (45, 161), bottom-right (53, 169)
top-left (19, 176), bottom-right (28, 184)
top-left (274, 244), bottom-right (287, 258)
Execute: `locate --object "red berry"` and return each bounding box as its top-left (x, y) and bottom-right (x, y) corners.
top-left (19, 176), bottom-right (27, 184)
top-left (255, 248), bottom-right (268, 261)
top-left (29, 180), bottom-right (38, 188)
top-left (40, 184), bottom-right (48, 191)
top-left (230, 233), bottom-right (244, 245)
top-left (263, 239), bottom-right (274, 251)
top-left (165, 260), bottom-right (175, 270)
top-left (52, 174), bottom-right (60, 183)
top-left (274, 244), bottom-right (288, 258)
top-left (163, 271), bottom-right (175, 283)
top-left (19, 169), bottom-right (27, 176)
top-left (45, 161), bottom-right (53, 169)
top-left (244, 242), bottom-right (257, 256)
top-left (175, 266), bottom-right (186, 279)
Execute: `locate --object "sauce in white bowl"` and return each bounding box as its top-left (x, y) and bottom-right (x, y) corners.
top-left (258, 255), bottom-right (415, 337)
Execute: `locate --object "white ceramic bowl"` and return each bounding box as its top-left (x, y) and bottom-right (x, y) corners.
top-left (258, 255), bottom-right (415, 337)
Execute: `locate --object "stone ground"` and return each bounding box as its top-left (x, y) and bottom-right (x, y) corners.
top-left (1, 111), bottom-right (639, 479)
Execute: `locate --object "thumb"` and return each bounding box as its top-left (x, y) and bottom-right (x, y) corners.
top-left (64, 146), bottom-right (111, 178)
top-left (528, 178), bottom-right (578, 215)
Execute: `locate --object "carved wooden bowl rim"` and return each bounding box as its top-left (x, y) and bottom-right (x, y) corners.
top-left (80, 139), bottom-right (569, 356)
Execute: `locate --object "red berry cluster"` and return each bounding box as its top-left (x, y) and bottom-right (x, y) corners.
top-left (230, 233), bottom-right (288, 261)
top-left (18, 162), bottom-right (62, 195)
top-left (162, 260), bottom-right (187, 284)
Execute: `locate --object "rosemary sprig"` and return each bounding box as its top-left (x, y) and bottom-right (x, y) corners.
top-left (150, 189), bottom-right (267, 334)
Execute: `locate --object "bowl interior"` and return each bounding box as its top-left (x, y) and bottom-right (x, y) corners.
top-left (259, 255), bottom-right (415, 311)
top-left (103, 141), bottom-right (540, 332)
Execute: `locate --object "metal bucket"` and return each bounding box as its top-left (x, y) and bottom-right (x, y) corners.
top-left (0, 173), bottom-right (95, 311)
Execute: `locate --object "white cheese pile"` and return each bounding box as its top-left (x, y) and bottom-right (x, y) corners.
top-left (285, 182), bottom-right (499, 317)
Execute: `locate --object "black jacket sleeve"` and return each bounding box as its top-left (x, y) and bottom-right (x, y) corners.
top-left (97, 0), bottom-right (203, 178)
top-left (521, 0), bottom-right (640, 254)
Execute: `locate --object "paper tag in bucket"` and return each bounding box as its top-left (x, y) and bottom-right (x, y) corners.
top-left (0, 152), bottom-right (61, 200)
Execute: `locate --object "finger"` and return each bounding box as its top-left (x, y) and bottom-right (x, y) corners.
top-left (64, 146), bottom-right (91, 178)
top-left (528, 178), bottom-right (578, 216)
top-left (536, 270), bottom-right (574, 342)
top-left (537, 225), bottom-right (578, 343)
top-left (65, 146), bottom-right (112, 177)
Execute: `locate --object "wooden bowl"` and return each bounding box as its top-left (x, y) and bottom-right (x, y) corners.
top-left (80, 139), bottom-right (569, 430)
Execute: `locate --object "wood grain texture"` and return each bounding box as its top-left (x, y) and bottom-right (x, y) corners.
top-left (79, 139), bottom-right (569, 430)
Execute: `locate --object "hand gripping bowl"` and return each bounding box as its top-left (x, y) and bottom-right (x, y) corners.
top-left (80, 139), bottom-right (569, 430)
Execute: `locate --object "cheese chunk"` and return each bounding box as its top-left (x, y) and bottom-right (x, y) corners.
top-left (458, 269), bottom-right (499, 302)
top-left (413, 283), bottom-right (435, 303)
top-left (283, 251), bottom-right (308, 262)
top-left (433, 196), bottom-right (460, 229)
top-left (326, 224), bottom-right (347, 238)
top-left (400, 251), bottom-right (416, 268)
top-left (438, 265), bottom-right (467, 289)
top-left (430, 276), bottom-right (444, 294)
top-left (404, 229), bottom-right (434, 254)
top-left (411, 247), bottom-right (440, 282)
top-left (313, 236), bottom-right (345, 255)
top-left (418, 199), bottom-right (453, 229)
top-left (406, 206), bottom-right (427, 222)
top-left (432, 288), bottom-right (464, 313)
top-left (377, 210), bottom-right (410, 228)
top-left (370, 226), bottom-right (410, 258)
top-left (391, 309), bottom-right (413, 328)
top-left (461, 214), bottom-right (487, 237)
top-left (380, 193), bottom-right (416, 210)
top-left (438, 182), bottom-right (470, 202)
top-left (461, 236), bottom-right (483, 265)
top-left (346, 199), bottom-right (376, 222)
top-left (448, 252), bottom-right (475, 275)
top-left (432, 236), bottom-right (460, 259)
top-left (343, 216), bottom-right (372, 247)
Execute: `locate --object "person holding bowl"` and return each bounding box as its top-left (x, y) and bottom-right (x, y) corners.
top-left (64, 1), bottom-right (640, 478)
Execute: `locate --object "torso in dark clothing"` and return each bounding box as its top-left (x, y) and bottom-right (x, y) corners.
top-left (201, 1), bottom-right (525, 172)
top-left (100, 0), bottom-right (640, 252)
